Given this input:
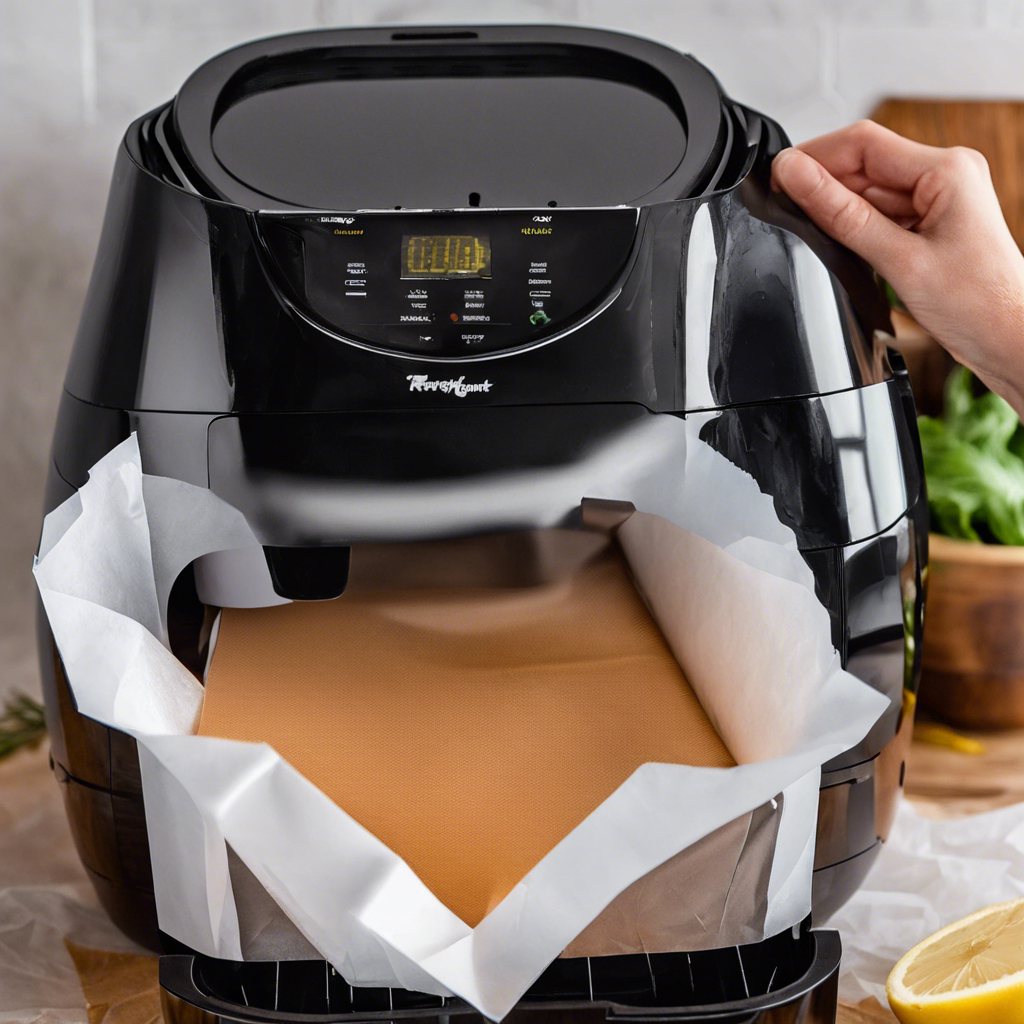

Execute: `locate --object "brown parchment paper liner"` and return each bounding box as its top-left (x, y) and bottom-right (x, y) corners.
top-left (201, 522), bottom-right (789, 957)
top-left (34, 431), bottom-right (888, 1020)
top-left (199, 534), bottom-right (736, 931)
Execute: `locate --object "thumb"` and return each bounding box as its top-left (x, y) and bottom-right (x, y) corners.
top-left (772, 148), bottom-right (915, 281)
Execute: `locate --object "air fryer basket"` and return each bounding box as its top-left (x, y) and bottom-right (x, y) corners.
top-left (160, 926), bottom-right (841, 1024)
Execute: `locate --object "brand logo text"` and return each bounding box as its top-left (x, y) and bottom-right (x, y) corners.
top-left (407, 374), bottom-right (493, 397)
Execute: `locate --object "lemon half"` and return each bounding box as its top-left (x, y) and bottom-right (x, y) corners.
top-left (887, 898), bottom-right (1024, 1024)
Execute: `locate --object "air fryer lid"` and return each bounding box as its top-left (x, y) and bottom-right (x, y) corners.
top-left (172, 25), bottom-right (729, 209)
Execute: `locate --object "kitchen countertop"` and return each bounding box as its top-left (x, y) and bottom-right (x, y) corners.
top-left (2, 724), bottom-right (1020, 1024)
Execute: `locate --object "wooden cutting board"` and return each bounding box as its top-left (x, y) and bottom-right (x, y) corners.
top-left (840, 999), bottom-right (896, 1023)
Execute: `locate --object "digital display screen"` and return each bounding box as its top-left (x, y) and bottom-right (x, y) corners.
top-left (402, 234), bottom-right (492, 279)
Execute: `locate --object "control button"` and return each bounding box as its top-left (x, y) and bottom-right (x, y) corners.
top-left (529, 310), bottom-right (551, 326)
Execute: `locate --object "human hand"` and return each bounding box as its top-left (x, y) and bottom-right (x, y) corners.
top-left (771, 121), bottom-right (1024, 414)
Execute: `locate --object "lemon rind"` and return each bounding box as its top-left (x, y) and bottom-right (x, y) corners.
top-left (886, 897), bottom-right (1024, 1007)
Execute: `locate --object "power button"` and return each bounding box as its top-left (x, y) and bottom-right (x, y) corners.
top-left (529, 310), bottom-right (551, 327)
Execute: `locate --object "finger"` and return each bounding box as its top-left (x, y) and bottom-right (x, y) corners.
top-left (772, 148), bottom-right (919, 277)
top-left (861, 184), bottom-right (919, 219)
top-left (796, 120), bottom-right (943, 193)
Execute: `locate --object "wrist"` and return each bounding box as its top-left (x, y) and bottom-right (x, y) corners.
top-left (955, 264), bottom-right (1024, 409)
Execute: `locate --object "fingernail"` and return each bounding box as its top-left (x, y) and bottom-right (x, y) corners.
top-left (772, 149), bottom-right (822, 199)
top-left (770, 148), bottom-right (796, 192)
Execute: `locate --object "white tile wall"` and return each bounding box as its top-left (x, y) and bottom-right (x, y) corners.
top-left (3, 0), bottom-right (1024, 704)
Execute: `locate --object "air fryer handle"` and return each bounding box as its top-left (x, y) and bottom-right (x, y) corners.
top-left (741, 104), bottom-right (893, 340)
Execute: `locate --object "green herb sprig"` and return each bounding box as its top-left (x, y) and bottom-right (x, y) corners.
top-left (0, 692), bottom-right (48, 761)
top-left (919, 368), bottom-right (1024, 544)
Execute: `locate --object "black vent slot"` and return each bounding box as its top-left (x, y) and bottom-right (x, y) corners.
top-left (391, 30), bottom-right (479, 40)
top-left (132, 105), bottom-right (213, 197)
top-left (185, 927), bottom-right (820, 1016)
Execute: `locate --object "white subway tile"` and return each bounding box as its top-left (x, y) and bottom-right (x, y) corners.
top-left (980, 0), bottom-right (1024, 26)
top-left (317, 0), bottom-right (356, 24)
top-left (835, 25), bottom-right (1024, 110)
top-left (0, 0), bottom-right (84, 125)
top-left (93, 0), bottom-right (322, 36)
top-left (586, 0), bottom-right (835, 31)
top-left (774, 93), bottom-right (855, 142)
top-left (0, 0), bottom-right (79, 59)
top-left (347, 0), bottom-right (581, 24)
top-left (838, 0), bottom-right (985, 26)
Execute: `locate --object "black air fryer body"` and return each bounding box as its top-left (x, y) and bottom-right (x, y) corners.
top-left (39, 24), bottom-right (925, 1024)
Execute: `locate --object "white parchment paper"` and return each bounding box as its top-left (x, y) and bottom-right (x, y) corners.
top-left (34, 434), bottom-right (888, 1021)
top-left (831, 798), bottom-right (1024, 1008)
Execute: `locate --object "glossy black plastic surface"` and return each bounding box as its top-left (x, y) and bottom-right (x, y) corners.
top-left (265, 546), bottom-right (350, 601)
top-left (65, 104), bottom-right (891, 413)
top-left (197, 381), bottom-right (914, 554)
top-left (812, 845), bottom-right (882, 926)
top-left (694, 379), bottom-right (921, 550)
top-left (173, 26), bottom-right (729, 210)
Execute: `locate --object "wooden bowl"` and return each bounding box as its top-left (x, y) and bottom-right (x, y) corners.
top-left (921, 533), bottom-right (1024, 729)
top-left (889, 309), bottom-right (956, 417)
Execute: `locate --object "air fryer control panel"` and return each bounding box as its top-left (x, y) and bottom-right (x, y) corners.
top-left (256, 209), bottom-right (639, 358)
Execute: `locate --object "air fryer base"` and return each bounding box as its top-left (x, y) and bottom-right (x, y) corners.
top-left (158, 931), bottom-right (841, 1024)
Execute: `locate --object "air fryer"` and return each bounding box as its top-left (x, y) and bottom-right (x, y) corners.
top-left (38, 23), bottom-right (925, 1024)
